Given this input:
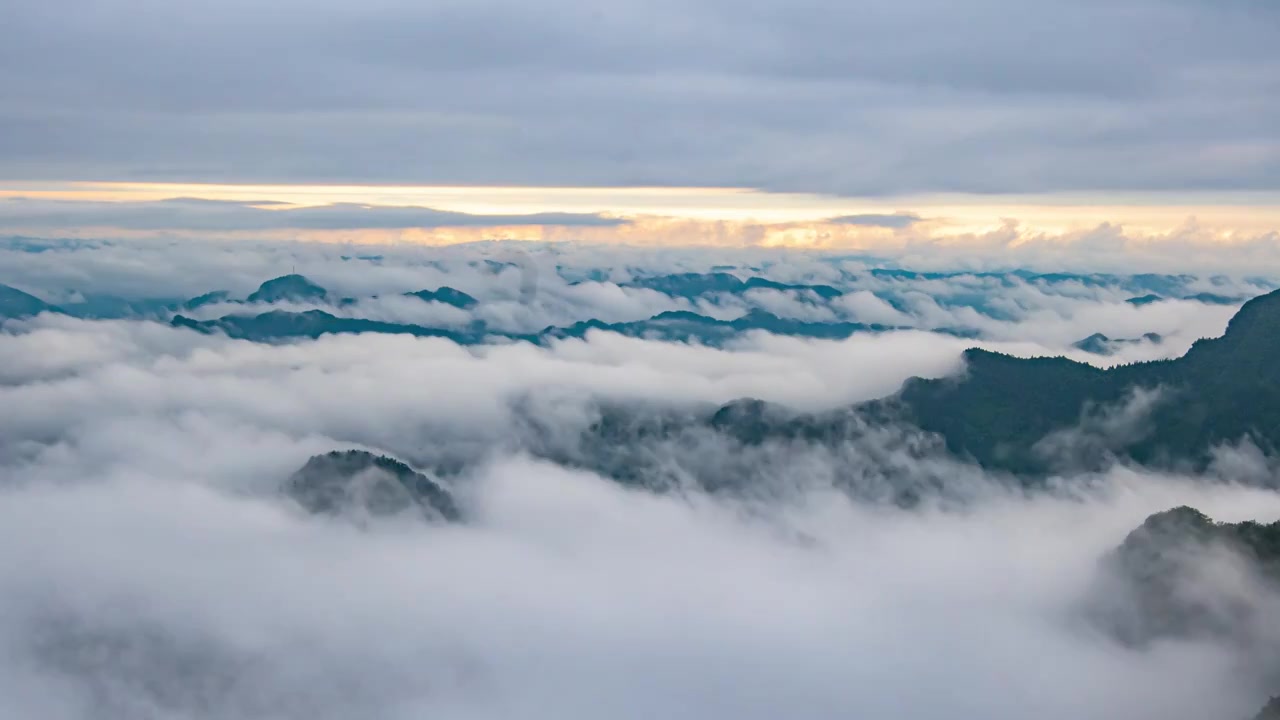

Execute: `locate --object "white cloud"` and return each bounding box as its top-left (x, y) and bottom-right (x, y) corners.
top-left (1, 451), bottom-right (1277, 719)
top-left (3, 238), bottom-right (1279, 718)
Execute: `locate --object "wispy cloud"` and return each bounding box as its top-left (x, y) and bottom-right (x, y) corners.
top-left (828, 212), bottom-right (923, 228)
top-left (0, 197), bottom-right (629, 232)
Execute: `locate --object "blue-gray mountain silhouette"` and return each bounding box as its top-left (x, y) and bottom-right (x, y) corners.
top-left (171, 307), bottom-right (939, 346)
top-left (1127, 292), bottom-right (1244, 306)
top-left (622, 272), bottom-right (843, 300)
top-left (0, 284), bottom-right (58, 319)
top-left (245, 274), bottom-right (328, 304)
top-left (171, 310), bottom-right (477, 343)
top-left (1072, 332), bottom-right (1162, 355)
top-left (404, 287), bottom-right (478, 309)
top-left (541, 310), bottom-right (906, 344)
top-left (182, 290), bottom-right (230, 310)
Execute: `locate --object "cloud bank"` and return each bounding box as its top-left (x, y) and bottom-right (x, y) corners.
top-left (3, 238), bottom-right (1280, 718)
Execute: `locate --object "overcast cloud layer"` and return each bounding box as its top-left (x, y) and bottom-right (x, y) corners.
top-left (2, 0), bottom-right (1278, 192)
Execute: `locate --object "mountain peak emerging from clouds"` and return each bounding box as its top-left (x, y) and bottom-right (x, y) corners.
top-left (246, 274), bottom-right (328, 304)
top-left (1092, 505), bottom-right (1280, 644)
top-left (285, 450), bottom-right (459, 523)
top-left (404, 287), bottom-right (478, 309)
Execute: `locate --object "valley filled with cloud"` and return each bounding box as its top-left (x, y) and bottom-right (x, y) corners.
top-left (4, 236), bottom-right (1280, 719)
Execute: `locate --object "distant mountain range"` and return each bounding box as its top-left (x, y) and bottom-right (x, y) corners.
top-left (0, 273), bottom-right (946, 345)
top-left (2, 269), bottom-right (1262, 330)
top-left (268, 289), bottom-right (1280, 510)
top-left (1127, 292), bottom-right (1242, 306)
top-left (164, 273), bottom-right (930, 344)
top-left (1071, 332), bottom-right (1163, 355)
top-left (9, 275), bottom-right (1280, 482)
top-left (0, 274), bottom-right (480, 322)
top-left (4, 270), bottom-right (1256, 351)
top-left (621, 272), bottom-right (844, 300)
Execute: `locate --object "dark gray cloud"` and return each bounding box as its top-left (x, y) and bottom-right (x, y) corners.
top-left (1, 0), bottom-right (1277, 193)
top-left (0, 198), bottom-right (628, 230)
top-left (829, 213), bottom-right (923, 228)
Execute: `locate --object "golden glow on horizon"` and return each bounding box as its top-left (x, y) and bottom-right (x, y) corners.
top-left (2, 181), bottom-right (1279, 246)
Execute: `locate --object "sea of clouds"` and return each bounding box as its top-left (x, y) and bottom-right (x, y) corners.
top-left (2, 236), bottom-right (1279, 719)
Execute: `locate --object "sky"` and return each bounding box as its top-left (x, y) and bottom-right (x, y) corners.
top-left (1, 0), bottom-right (1278, 247)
